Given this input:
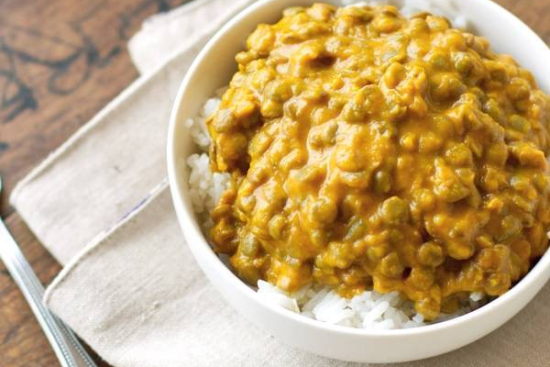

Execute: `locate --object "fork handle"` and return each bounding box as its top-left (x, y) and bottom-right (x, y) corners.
top-left (0, 221), bottom-right (98, 367)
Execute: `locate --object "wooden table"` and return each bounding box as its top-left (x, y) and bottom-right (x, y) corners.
top-left (0, 0), bottom-right (548, 366)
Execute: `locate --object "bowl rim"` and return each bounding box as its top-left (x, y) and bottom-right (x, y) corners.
top-left (167, 0), bottom-right (550, 338)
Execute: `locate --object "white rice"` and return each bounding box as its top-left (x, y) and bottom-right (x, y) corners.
top-left (255, 280), bottom-right (488, 329)
top-left (185, 90), bottom-right (231, 228)
top-left (184, 1), bottom-right (482, 330)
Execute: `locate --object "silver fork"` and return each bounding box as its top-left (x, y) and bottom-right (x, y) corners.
top-left (0, 175), bottom-right (98, 367)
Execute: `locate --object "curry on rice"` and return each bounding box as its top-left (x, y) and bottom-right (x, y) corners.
top-left (205, 3), bottom-right (550, 320)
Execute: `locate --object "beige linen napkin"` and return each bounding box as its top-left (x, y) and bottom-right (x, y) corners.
top-left (10, 0), bottom-right (550, 366)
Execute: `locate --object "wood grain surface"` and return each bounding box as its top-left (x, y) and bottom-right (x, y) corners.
top-left (0, 0), bottom-right (548, 366)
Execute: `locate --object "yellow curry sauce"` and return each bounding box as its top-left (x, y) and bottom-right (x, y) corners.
top-left (206, 3), bottom-right (550, 319)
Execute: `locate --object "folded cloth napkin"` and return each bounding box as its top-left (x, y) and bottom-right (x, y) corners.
top-left (10, 0), bottom-right (550, 366)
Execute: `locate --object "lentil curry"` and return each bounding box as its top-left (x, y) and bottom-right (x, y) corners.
top-left (206, 3), bottom-right (550, 319)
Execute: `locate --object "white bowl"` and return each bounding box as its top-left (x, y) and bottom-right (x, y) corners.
top-left (167, 0), bottom-right (550, 363)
